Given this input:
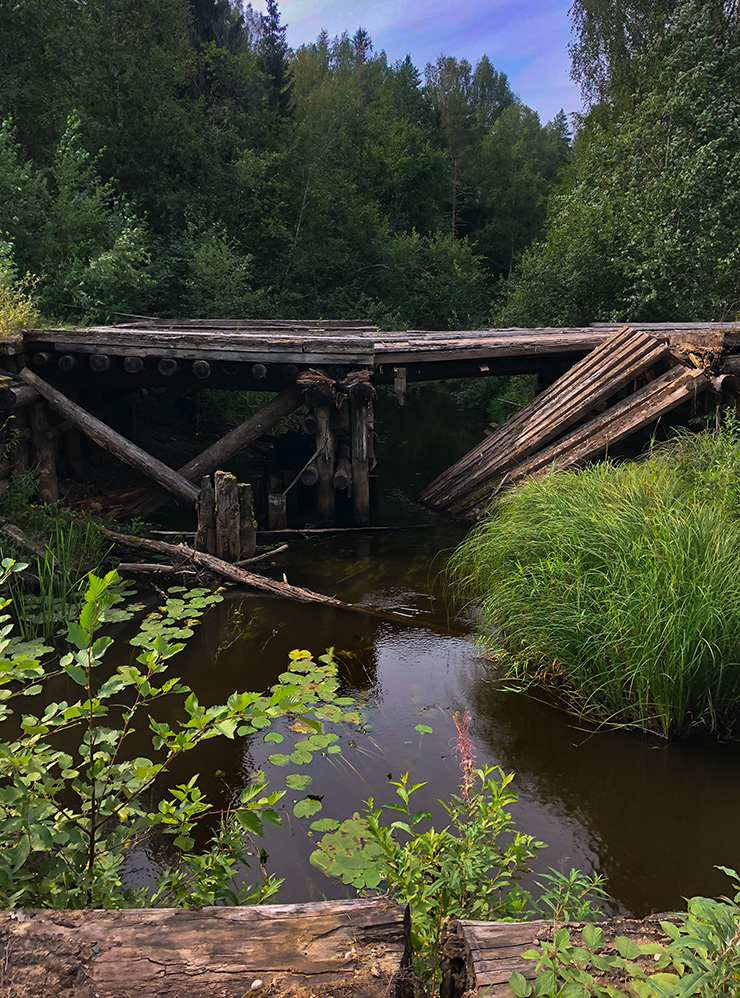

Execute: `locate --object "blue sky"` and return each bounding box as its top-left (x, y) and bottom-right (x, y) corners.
top-left (253, 0), bottom-right (582, 124)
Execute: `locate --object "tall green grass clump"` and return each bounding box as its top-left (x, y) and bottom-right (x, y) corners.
top-left (449, 427), bottom-right (740, 738)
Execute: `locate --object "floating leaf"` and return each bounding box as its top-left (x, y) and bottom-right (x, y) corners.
top-left (293, 797), bottom-right (322, 819)
top-left (415, 723), bottom-right (433, 734)
top-left (285, 774), bottom-right (312, 790)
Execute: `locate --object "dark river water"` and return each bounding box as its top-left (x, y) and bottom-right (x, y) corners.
top-left (151, 385), bottom-right (740, 916)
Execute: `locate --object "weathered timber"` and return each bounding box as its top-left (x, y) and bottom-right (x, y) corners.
top-left (90, 353), bottom-right (112, 372)
top-left (194, 475), bottom-right (216, 554)
top-left (157, 357), bottom-right (178, 377)
top-left (2, 523), bottom-right (46, 558)
top-left (502, 365), bottom-right (708, 485)
top-left (0, 383), bottom-right (38, 409)
top-left (251, 362), bottom-right (267, 378)
top-left (462, 365), bottom-right (708, 517)
top-left (334, 450), bottom-right (352, 490)
top-left (31, 351), bottom-right (51, 366)
top-left (238, 482), bottom-right (257, 559)
top-left (58, 353), bottom-right (79, 371)
top-left (29, 402), bottom-right (58, 503)
top-left (268, 491), bottom-right (288, 530)
top-left (422, 328), bottom-right (670, 509)
top-left (19, 369), bottom-right (199, 505)
top-left (440, 915), bottom-right (676, 998)
top-left (0, 898), bottom-right (413, 998)
top-left (193, 359), bottom-right (211, 379)
top-left (102, 528), bottom-right (455, 631)
top-left (394, 366), bottom-right (407, 405)
top-left (127, 385), bottom-right (303, 517)
top-left (350, 387), bottom-right (372, 526)
top-left (123, 355), bottom-right (144, 374)
top-left (316, 407), bottom-right (336, 523)
top-left (214, 470), bottom-right (240, 561)
top-left (235, 541), bottom-right (288, 565)
top-left (8, 407), bottom-right (29, 474)
top-left (102, 528), bottom-right (343, 605)
top-left (301, 463), bottom-right (319, 486)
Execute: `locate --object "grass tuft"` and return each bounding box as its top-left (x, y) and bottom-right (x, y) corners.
top-left (448, 425), bottom-right (740, 738)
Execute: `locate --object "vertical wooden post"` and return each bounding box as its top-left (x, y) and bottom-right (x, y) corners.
top-left (195, 476), bottom-right (216, 554)
top-left (268, 493), bottom-right (288, 530)
top-left (215, 470), bottom-right (240, 562)
top-left (65, 390), bottom-right (83, 480)
top-left (350, 384), bottom-right (374, 527)
top-left (9, 409), bottom-right (29, 476)
top-left (29, 401), bottom-right (59, 503)
top-left (238, 483), bottom-right (256, 559)
top-left (315, 407), bottom-right (336, 524)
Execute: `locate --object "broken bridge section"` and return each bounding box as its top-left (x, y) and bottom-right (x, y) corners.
top-left (420, 327), bottom-right (715, 518)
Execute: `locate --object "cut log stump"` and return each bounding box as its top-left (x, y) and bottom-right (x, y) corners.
top-left (0, 898), bottom-right (414, 998)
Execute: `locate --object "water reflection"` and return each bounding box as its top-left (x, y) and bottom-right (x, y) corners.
top-left (160, 386), bottom-right (740, 915)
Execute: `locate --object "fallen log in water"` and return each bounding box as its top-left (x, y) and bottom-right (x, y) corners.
top-left (101, 529), bottom-right (344, 606)
top-left (102, 528), bottom-right (456, 632)
top-left (0, 898), bottom-right (414, 998)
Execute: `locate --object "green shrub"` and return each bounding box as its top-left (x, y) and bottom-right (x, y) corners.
top-left (0, 564), bottom-right (360, 908)
top-left (449, 427), bottom-right (740, 738)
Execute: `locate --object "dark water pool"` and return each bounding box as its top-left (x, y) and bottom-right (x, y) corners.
top-left (158, 386), bottom-right (740, 915)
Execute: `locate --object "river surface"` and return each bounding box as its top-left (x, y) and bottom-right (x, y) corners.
top-left (158, 385), bottom-right (740, 916)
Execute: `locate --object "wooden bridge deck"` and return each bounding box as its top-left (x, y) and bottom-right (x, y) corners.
top-left (18, 319), bottom-right (736, 387)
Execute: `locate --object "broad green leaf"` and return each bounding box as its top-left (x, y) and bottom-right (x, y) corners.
top-left (615, 936), bottom-right (640, 960)
top-left (285, 774), bottom-right (312, 790)
top-left (237, 810), bottom-right (264, 836)
top-left (293, 798), bottom-right (322, 819)
top-left (268, 753), bottom-right (291, 766)
top-left (414, 723), bottom-right (433, 734)
top-left (509, 971), bottom-right (532, 997)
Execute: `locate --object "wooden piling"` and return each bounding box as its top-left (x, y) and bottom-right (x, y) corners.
top-left (123, 356), bottom-right (144, 374)
top-left (268, 492), bottom-right (288, 530)
top-left (194, 475), bottom-right (216, 554)
top-left (29, 401), bottom-right (59, 503)
top-left (214, 470), bottom-right (240, 562)
top-left (238, 482), bottom-right (256, 559)
top-left (350, 384), bottom-right (373, 526)
top-left (315, 407), bottom-right (336, 523)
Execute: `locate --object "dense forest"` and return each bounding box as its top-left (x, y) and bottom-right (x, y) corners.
top-left (0, 0), bottom-right (738, 329)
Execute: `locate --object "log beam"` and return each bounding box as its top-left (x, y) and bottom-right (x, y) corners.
top-left (18, 369), bottom-right (198, 505)
top-left (128, 385), bottom-right (303, 518)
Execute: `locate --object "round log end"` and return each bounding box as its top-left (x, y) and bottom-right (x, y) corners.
top-left (193, 360), bottom-right (211, 379)
top-left (90, 354), bottom-right (112, 372)
top-left (123, 356), bottom-right (145, 374)
top-left (157, 358), bottom-right (179, 377)
top-left (282, 364), bottom-right (299, 382)
top-left (58, 354), bottom-right (79, 372)
top-left (252, 363), bottom-right (268, 379)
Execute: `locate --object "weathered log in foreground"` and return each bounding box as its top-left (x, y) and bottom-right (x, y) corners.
top-left (0, 898), bottom-right (414, 998)
top-left (18, 369), bottom-right (198, 505)
top-left (440, 915), bottom-right (675, 998)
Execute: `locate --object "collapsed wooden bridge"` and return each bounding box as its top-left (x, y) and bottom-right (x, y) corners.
top-left (0, 318), bottom-right (737, 530)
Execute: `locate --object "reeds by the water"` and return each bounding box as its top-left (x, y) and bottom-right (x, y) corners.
top-left (449, 428), bottom-right (740, 738)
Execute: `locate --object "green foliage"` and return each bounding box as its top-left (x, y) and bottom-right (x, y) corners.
top-left (0, 242), bottom-right (39, 342)
top-left (0, 570), bottom-right (359, 908)
top-left (514, 867), bottom-right (740, 997)
top-left (498, 0), bottom-right (740, 325)
top-left (449, 425), bottom-right (740, 738)
top-left (311, 712), bottom-right (605, 987)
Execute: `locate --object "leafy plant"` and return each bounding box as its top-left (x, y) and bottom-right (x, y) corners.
top-left (0, 565), bottom-right (359, 908)
top-left (512, 866), bottom-right (740, 997)
top-left (0, 241), bottom-right (39, 342)
top-left (310, 711), bottom-right (605, 989)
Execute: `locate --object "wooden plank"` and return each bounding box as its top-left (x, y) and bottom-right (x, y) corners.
top-left (18, 369), bottom-right (199, 505)
top-left (461, 366), bottom-right (708, 516)
top-left (0, 898), bottom-right (411, 998)
top-left (29, 401), bottom-right (58, 503)
top-left (422, 327), bottom-right (662, 507)
top-left (194, 475), bottom-right (216, 554)
top-left (315, 407), bottom-right (336, 523)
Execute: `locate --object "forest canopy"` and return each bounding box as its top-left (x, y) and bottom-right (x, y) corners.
top-left (0, 0), bottom-right (736, 329)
